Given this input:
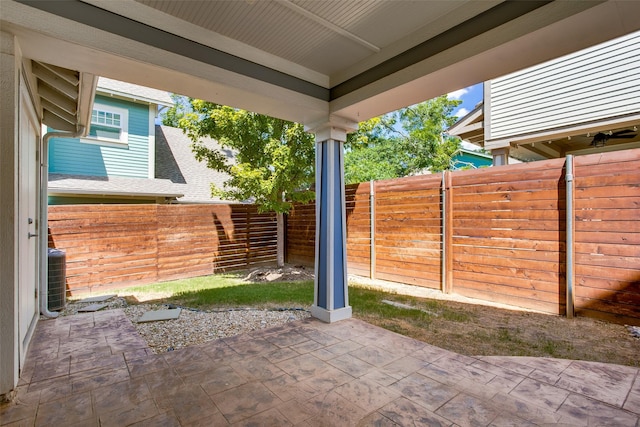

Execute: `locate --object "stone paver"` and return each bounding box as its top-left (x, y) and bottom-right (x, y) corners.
top-left (1, 309), bottom-right (639, 426)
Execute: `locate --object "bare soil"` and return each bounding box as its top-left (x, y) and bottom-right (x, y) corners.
top-left (358, 299), bottom-right (640, 368)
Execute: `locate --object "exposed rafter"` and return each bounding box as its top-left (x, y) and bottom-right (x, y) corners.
top-left (31, 60), bottom-right (96, 132)
top-left (37, 62), bottom-right (80, 86)
top-left (41, 98), bottom-right (78, 125)
top-left (516, 143), bottom-right (556, 159)
top-left (37, 82), bottom-right (76, 115)
top-left (32, 61), bottom-right (79, 100)
top-left (275, 0), bottom-right (381, 53)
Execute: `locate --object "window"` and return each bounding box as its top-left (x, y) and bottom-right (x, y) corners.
top-left (82, 104), bottom-right (128, 146)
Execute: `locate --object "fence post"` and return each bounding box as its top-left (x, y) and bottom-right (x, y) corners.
top-left (369, 180), bottom-right (376, 280)
top-left (565, 155), bottom-right (575, 318)
top-left (442, 171), bottom-right (453, 294)
top-left (246, 207), bottom-right (251, 268)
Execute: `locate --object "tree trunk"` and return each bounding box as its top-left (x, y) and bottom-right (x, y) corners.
top-left (276, 212), bottom-right (285, 267)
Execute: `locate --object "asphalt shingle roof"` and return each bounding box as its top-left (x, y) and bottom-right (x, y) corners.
top-left (97, 77), bottom-right (173, 106)
top-left (155, 125), bottom-right (233, 203)
top-left (48, 173), bottom-right (184, 199)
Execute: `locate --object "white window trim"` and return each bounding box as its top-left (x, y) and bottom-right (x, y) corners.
top-left (81, 103), bottom-right (129, 146)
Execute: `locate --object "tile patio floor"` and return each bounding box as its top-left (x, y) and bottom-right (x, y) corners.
top-left (1, 309), bottom-right (639, 426)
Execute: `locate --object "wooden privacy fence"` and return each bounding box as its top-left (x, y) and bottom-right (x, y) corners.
top-left (48, 204), bottom-right (277, 295)
top-left (287, 148), bottom-right (640, 324)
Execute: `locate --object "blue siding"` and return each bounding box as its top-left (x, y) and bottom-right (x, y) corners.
top-left (48, 196), bottom-right (155, 205)
top-left (49, 95), bottom-right (150, 178)
top-left (452, 151), bottom-right (492, 169)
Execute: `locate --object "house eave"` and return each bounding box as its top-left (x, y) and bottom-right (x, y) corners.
top-left (96, 87), bottom-right (173, 108)
top-left (48, 188), bottom-right (184, 199)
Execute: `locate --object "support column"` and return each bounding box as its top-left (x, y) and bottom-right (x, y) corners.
top-left (491, 147), bottom-right (510, 166)
top-left (310, 123), bottom-right (354, 323)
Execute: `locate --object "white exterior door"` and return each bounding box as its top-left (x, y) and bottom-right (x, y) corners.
top-left (17, 77), bottom-right (40, 363)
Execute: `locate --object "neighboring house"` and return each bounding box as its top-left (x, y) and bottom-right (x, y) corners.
top-left (48, 78), bottom-right (231, 204)
top-left (450, 148), bottom-right (492, 170)
top-left (449, 30), bottom-right (640, 165)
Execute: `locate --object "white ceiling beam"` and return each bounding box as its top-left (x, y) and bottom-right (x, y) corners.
top-left (77, 72), bottom-right (98, 133)
top-left (276, 0), bottom-right (380, 53)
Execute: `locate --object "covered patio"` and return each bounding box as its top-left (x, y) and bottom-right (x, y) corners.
top-left (2, 310), bottom-right (638, 426)
top-left (3, 0), bottom-right (640, 407)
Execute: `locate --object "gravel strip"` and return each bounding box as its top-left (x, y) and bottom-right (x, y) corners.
top-left (58, 297), bottom-right (310, 354)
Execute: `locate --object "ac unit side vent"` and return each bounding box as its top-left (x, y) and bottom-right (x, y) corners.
top-left (47, 248), bottom-right (66, 311)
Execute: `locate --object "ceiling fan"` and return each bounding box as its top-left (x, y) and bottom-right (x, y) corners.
top-left (590, 129), bottom-right (637, 147)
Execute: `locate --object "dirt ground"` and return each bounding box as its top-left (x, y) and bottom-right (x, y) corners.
top-left (361, 299), bottom-right (640, 368)
top-left (250, 265), bottom-right (640, 367)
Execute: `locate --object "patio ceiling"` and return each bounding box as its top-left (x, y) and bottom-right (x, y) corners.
top-left (3, 1), bottom-right (640, 127)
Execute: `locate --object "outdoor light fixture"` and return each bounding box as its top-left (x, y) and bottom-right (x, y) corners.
top-left (590, 133), bottom-right (608, 147)
top-left (590, 129), bottom-right (637, 147)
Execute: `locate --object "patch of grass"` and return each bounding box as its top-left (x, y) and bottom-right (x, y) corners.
top-left (497, 327), bottom-right (522, 343)
top-left (110, 274), bottom-right (313, 308)
top-left (439, 309), bottom-right (471, 323)
top-left (349, 286), bottom-right (435, 325)
top-left (540, 339), bottom-right (561, 356)
top-left (116, 274), bottom-right (245, 296)
top-left (172, 280), bottom-right (314, 308)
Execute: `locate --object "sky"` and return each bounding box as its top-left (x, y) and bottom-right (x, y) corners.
top-left (448, 82), bottom-right (483, 119)
top-left (448, 82), bottom-right (483, 151)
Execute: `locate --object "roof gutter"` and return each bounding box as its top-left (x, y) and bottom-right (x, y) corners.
top-left (48, 188), bottom-right (184, 199)
top-left (40, 126), bottom-right (85, 318)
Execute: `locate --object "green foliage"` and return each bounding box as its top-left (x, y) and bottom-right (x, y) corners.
top-left (175, 99), bottom-right (315, 213)
top-left (344, 95), bottom-right (462, 183)
top-left (160, 94), bottom-right (191, 127)
top-left (344, 138), bottom-right (411, 184)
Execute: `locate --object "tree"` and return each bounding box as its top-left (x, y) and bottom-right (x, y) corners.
top-left (344, 95), bottom-right (462, 183)
top-left (160, 94), bottom-right (191, 127)
top-left (344, 137), bottom-right (410, 184)
top-left (175, 99), bottom-right (315, 266)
